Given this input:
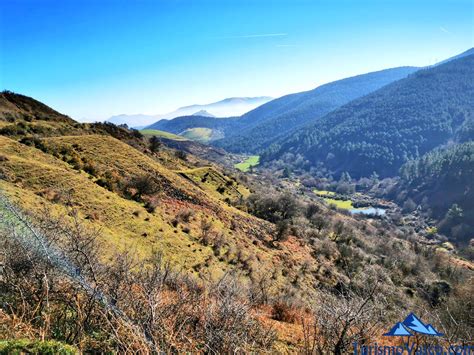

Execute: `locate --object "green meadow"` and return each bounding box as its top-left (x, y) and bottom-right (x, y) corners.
top-left (140, 129), bottom-right (187, 141)
top-left (234, 155), bottom-right (260, 172)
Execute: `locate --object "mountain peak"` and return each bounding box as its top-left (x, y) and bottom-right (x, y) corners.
top-left (192, 110), bottom-right (215, 117)
top-left (106, 96), bottom-right (273, 127)
top-left (177, 96), bottom-right (273, 110)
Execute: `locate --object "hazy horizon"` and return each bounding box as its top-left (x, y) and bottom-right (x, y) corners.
top-left (1, 0), bottom-right (473, 121)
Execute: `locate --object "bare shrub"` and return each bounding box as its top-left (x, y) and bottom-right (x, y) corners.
top-left (200, 217), bottom-right (213, 240)
top-left (201, 275), bottom-right (276, 352)
top-left (432, 282), bottom-right (473, 345)
top-left (0, 197), bottom-right (274, 353)
top-left (301, 284), bottom-right (385, 355)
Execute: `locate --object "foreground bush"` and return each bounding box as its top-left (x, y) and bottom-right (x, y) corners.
top-left (0, 339), bottom-right (78, 355)
top-left (0, 199), bottom-right (274, 353)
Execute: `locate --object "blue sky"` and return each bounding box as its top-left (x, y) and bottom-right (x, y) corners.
top-left (1, 0), bottom-right (473, 120)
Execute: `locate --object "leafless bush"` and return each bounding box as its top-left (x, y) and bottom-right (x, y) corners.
top-left (431, 282), bottom-right (473, 345)
top-left (199, 217), bottom-right (213, 241)
top-left (0, 197), bottom-right (275, 353)
top-left (201, 275), bottom-right (276, 352)
top-left (301, 284), bottom-right (386, 355)
top-left (249, 271), bottom-right (273, 305)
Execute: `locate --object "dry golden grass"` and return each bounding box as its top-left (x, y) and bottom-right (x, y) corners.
top-left (176, 166), bottom-right (250, 202)
top-left (0, 135), bottom-right (320, 290)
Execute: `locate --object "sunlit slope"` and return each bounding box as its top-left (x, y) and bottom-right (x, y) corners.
top-left (140, 129), bottom-right (187, 141)
top-left (0, 91), bottom-right (74, 124)
top-left (176, 166), bottom-right (250, 202)
top-left (0, 135), bottom-right (316, 288)
top-left (179, 127), bottom-right (214, 143)
top-left (0, 135), bottom-right (210, 266)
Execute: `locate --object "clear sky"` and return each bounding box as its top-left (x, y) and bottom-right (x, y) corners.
top-left (1, 0), bottom-right (473, 121)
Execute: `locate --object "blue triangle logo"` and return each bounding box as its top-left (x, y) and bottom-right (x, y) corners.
top-left (425, 324), bottom-right (444, 336)
top-left (384, 313), bottom-right (443, 337)
top-left (402, 313), bottom-right (433, 335)
top-left (383, 322), bottom-right (413, 336)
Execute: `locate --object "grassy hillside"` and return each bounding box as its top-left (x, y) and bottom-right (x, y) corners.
top-left (176, 166), bottom-right (250, 202)
top-left (0, 135), bottom-right (207, 266)
top-left (157, 136), bottom-right (236, 167)
top-left (0, 90), bottom-right (75, 124)
top-left (0, 133), bottom-right (321, 290)
top-left (146, 114), bottom-right (237, 136)
top-left (264, 55), bottom-right (474, 178)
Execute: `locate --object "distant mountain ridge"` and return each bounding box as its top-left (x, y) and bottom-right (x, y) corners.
top-left (192, 110), bottom-right (215, 117)
top-left (106, 96), bottom-right (272, 127)
top-left (434, 47), bottom-right (474, 66)
top-left (106, 113), bottom-right (156, 128)
top-left (263, 54), bottom-right (474, 177)
top-left (214, 66), bottom-right (419, 152)
top-left (150, 47), bottom-right (473, 149)
top-left (146, 115), bottom-right (238, 135)
top-left (147, 67), bottom-right (420, 146)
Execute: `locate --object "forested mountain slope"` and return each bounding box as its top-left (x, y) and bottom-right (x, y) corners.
top-left (263, 55), bottom-right (474, 178)
top-left (434, 47), bottom-right (474, 66)
top-left (146, 67), bottom-right (418, 150)
top-left (398, 142), bottom-right (474, 243)
top-left (214, 66), bottom-right (419, 152)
